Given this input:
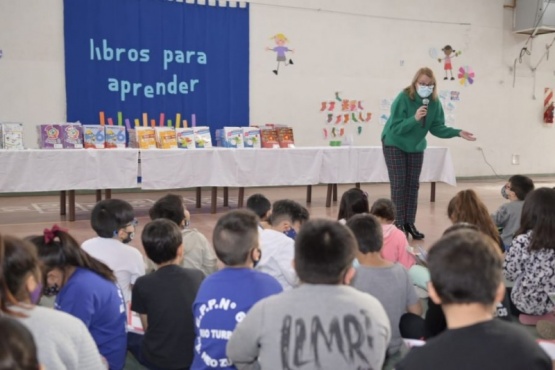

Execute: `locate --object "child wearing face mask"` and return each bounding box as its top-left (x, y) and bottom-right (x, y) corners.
top-left (491, 175), bottom-right (535, 250)
top-left (0, 232), bottom-right (105, 370)
top-left (192, 210), bottom-right (282, 370)
top-left (27, 227), bottom-right (127, 370)
top-left (256, 199), bottom-right (306, 290)
top-left (82, 199), bottom-right (146, 305)
top-left (149, 194), bottom-right (217, 276)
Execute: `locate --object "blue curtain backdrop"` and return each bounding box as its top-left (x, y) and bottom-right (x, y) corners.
top-left (64, 0), bottom-right (249, 140)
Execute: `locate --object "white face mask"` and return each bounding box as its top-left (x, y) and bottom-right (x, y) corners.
top-left (417, 84), bottom-right (434, 98)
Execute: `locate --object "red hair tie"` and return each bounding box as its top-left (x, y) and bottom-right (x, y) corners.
top-left (43, 225), bottom-right (66, 244)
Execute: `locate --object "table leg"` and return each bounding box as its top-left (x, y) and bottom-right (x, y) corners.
top-left (68, 190), bottom-right (76, 221)
top-left (238, 187), bottom-right (245, 208)
top-left (196, 187), bottom-right (202, 208)
top-left (306, 185), bottom-right (312, 204)
top-left (326, 184), bottom-right (333, 208)
top-left (60, 191), bottom-right (66, 216)
top-left (211, 187), bottom-right (217, 214)
top-left (95, 190), bottom-right (102, 202)
top-left (333, 184), bottom-right (338, 202)
top-left (223, 187), bottom-right (229, 207)
top-left (431, 182), bottom-right (436, 202)
top-left (105, 189), bottom-right (112, 199)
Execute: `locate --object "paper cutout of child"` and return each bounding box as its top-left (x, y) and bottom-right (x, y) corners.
top-left (438, 45), bottom-right (461, 80)
top-left (266, 33), bottom-right (294, 75)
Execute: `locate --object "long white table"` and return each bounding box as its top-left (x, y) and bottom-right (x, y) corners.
top-left (140, 146), bottom-right (456, 211)
top-left (0, 149), bottom-right (139, 220)
top-left (0, 146), bottom-right (456, 217)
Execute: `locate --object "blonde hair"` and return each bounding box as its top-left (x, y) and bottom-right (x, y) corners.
top-left (404, 67), bottom-right (438, 101)
top-left (271, 33), bottom-right (288, 42)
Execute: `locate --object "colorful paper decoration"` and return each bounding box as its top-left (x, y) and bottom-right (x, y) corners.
top-left (458, 66), bottom-right (475, 86)
top-left (545, 88), bottom-right (554, 124)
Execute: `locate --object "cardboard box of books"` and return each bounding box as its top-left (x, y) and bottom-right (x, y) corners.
top-left (242, 127), bottom-right (261, 148)
top-left (128, 127), bottom-right (156, 149)
top-left (83, 125), bottom-right (106, 149)
top-left (193, 126), bottom-right (213, 148)
top-left (154, 127), bottom-right (177, 149)
top-left (37, 124), bottom-right (63, 149)
top-left (105, 126), bottom-right (127, 148)
top-left (61, 123), bottom-right (84, 149)
top-left (176, 128), bottom-right (196, 149)
top-left (0, 123), bottom-right (24, 150)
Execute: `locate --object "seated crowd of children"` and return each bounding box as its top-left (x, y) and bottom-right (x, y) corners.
top-left (2, 175), bottom-right (555, 370)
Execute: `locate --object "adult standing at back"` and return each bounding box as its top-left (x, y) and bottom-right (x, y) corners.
top-left (381, 67), bottom-right (476, 240)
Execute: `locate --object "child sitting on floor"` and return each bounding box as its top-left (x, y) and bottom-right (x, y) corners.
top-left (397, 229), bottom-right (551, 370)
top-left (347, 214), bottom-right (421, 367)
top-left (129, 219), bottom-right (204, 370)
top-left (191, 210), bottom-right (282, 370)
top-left (370, 198), bottom-right (415, 269)
top-left (246, 193), bottom-right (272, 230)
top-left (491, 175), bottom-right (534, 250)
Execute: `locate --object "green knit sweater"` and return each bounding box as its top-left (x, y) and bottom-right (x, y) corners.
top-left (381, 91), bottom-right (461, 153)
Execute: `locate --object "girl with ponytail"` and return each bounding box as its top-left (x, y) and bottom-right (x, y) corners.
top-left (0, 232), bottom-right (104, 370)
top-left (27, 225), bottom-right (127, 370)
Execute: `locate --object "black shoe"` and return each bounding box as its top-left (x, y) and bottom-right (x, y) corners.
top-left (395, 223), bottom-right (407, 237)
top-left (289, 59), bottom-right (294, 65)
top-left (443, 77), bottom-right (448, 80)
top-left (405, 223), bottom-right (425, 240)
top-left (272, 70), bottom-right (278, 75)
top-left (450, 77), bottom-right (455, 80)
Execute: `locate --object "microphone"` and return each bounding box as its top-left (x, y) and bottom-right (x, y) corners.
top-left (421, 98), bottom-right (429, 128)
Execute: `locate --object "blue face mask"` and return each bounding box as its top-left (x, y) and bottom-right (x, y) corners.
top-left (417, 85), bottom-right (434, 98)
top-left (284, 228), bottom-right (297, 240)
top-left (501, 185), bottom-right (509, 200)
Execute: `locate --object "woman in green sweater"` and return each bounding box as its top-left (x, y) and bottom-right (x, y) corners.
top-left (381, 67), bottom-right (475, 239)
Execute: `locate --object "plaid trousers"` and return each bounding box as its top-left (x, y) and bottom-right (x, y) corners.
top-left (382, 145), bottom-right (424, 224)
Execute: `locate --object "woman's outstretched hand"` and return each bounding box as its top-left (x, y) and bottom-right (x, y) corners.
top-left (459, 130), bottom-right (476, 141)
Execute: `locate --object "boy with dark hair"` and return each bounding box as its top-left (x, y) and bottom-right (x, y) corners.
top-left (396, 229), bottom-right (551, 370)
top-left (346, 214), bottom-right (421, 364)
top-left (149, 193), bottom-right (217, 276)
top-left (227, 219), bottom-right (391, 370)
top-left (82, 199), bottom-right (145, 304)
top-left (191, 210), bottom-right (282, 370)
top-left (257, 199), bottom-right (307, 290)
top-left (130, 219), bottom-right (205, 370)
top-left (246, 193), bottom-right (271, 229)
top-left (492, 174), bottom-right (535, 249)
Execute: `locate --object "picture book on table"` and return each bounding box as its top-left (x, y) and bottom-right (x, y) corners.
top-left (260, 127), bottom-right (279, 148)
top-left (176, 128), bottom-right (196, 149)
top-left (193, 126), bottom-right (213, 148)
top-left (61, 123), bottom-right (84, 149)
top-left (155, 127), bottom-right (177, 149)
top-left (37, 124), bottom-right (63, 149)
top-left (243, 127), bottom-right (261, 148)
top-left (0, 123), bottom-right (24, 150)
top-left (222, 127), bottom-right (244, 148)
top-left (128, 127), bottom-right (157, 149)
top-left (82, 125), bottom-right (106, 149)
top-left (276, 126), bottom-right (295, 148)
top-left (105, 126), bottom-right (127, 148)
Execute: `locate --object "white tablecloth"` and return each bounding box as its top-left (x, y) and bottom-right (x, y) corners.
top-left (140, 146), bottom-right (456, 190)
top-left (0, 149), bottom-right (139, 192)
top-left (140, 147), bottom-right (324, 189)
